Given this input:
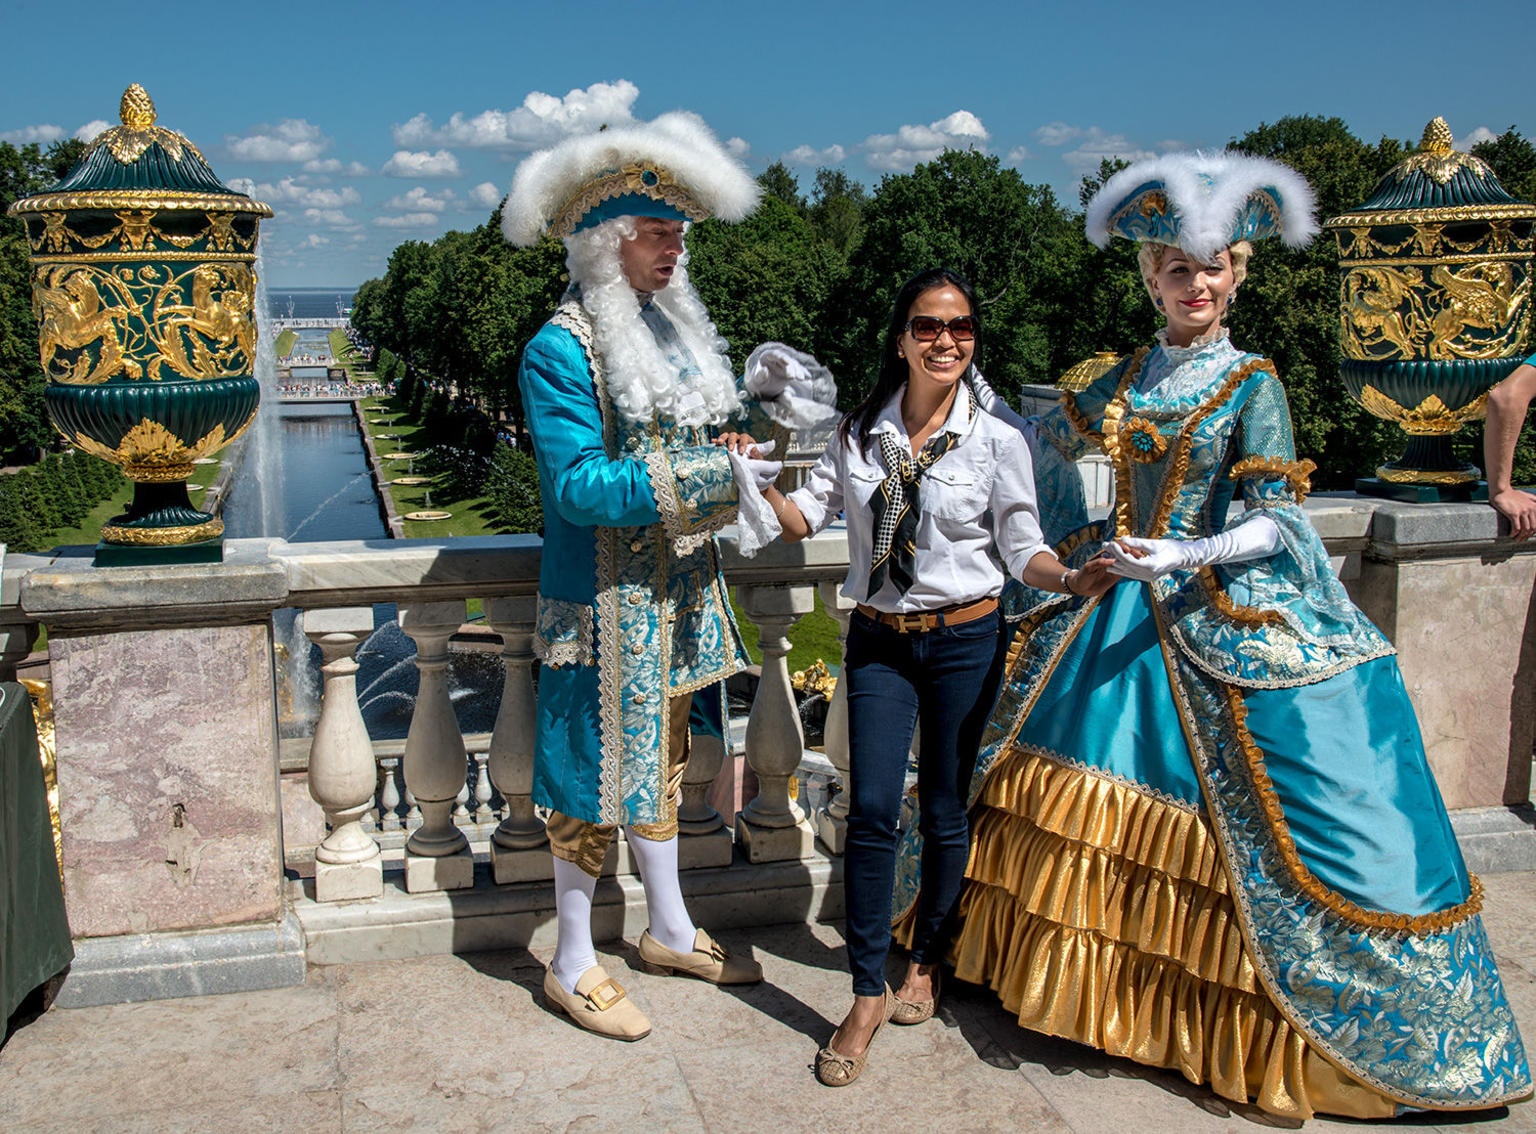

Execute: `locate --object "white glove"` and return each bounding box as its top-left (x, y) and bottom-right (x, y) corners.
top-left (743, 342), bottom-right (839, 429)
top-left (1106, 515), bottom-right (1281, 581)
top-left (725, 438), bottom-right (781, 491)
top-left (725, 440), bottom-right (783, 558)
top-left (968, 365), bottom-right (1031, 434)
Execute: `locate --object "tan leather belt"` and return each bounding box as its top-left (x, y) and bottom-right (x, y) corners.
top-left (855, 596), bottom-right (999, 633)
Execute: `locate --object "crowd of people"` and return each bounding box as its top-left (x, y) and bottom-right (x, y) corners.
top-left (501, 113), bottom-right (1532, 1120)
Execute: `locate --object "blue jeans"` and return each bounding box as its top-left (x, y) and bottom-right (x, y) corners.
top-left (842, 608), bottom-right (1008, 996)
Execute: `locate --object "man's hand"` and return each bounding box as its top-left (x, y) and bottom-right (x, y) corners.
top-left (1492, 488), bottom-right (1536, 540)
top-left (714, 432), bottom-right (764, 457)
top-left (1069, 554), bottom-right (1122, 597)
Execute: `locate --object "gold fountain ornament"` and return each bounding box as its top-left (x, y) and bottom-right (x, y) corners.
top-left (8, 84), bottom-right (273, 562)
top-left (1326, 117), bottom-right (1535, 500)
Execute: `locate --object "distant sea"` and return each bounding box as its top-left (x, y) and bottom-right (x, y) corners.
top-left (267, 287), bottom-right (358, 319)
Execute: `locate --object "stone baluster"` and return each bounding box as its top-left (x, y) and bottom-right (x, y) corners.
top-left (814, 581), bottom-right (857, 855)
top-left (735, 582), bottom-right (816, 862)
top-left (677, 695), bottom-right (733, 869)
top-left (378, 756), bottom-right (403, 832)
top-left (483, 596), bottom-right (550, 883)
top-left (398, 601), bottom-right (473, 892)
top-left (472, 750), bottom-right (494, 825)
top-left (302, 607), bottom-right (383, 901)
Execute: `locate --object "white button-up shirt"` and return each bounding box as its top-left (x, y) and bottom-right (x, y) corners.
top-left (788, 381), bottom-right (1051, 613)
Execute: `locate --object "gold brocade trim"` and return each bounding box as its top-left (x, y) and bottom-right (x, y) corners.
top-left (1198, 568), bottom-right (1285, 627)
top-left (1097, 351), bottom-right (1150, 536)
top-left (1120, 415), bottom-right (1168, 463)
top-left (1222, 685), bottom-right (1485, 934)
top-left (550, 162), bottom-right (706, 238)
top-left (11, 192), bottom-right (272, 217)
top-left (100, 518), bottom-right (222, 545)
top-left (1061, 348), bottom-right (1146, 451)
top-left (1105, 357), bottom-right (1269, 539)
top-left (1228, 456), bottom-right (1315, 502)
top-left (955, 748), bottom-right (1398, 1120)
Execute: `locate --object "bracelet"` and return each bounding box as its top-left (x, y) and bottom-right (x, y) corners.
top-left (769, 491), bottom-right (788, 520)
top-left (1060, 568), bottom-right (1078, 595)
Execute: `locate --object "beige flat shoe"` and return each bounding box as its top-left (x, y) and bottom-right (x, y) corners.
top-left (890, 966), bottom-right (941, 1025)
top-left (543, 965), bottom-right (651, 1041)
top-left (637, 929), bottom-right (763, 985)
top-left (815, 988), bottom-right (894, 1087)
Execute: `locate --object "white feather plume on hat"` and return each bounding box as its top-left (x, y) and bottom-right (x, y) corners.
top-left (502, 111), bottom-right (760, 247)
top-left (1084, 151), bottom-right (1318, 263)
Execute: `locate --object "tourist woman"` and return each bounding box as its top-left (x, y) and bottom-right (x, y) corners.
top-left (910, 154), bottom-right (1531, 1118)
top-left (724, 267), bottom-right (1118, 1087)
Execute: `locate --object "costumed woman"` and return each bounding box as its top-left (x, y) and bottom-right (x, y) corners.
top-left (897, 154), bottom-right (1532, 1118)
top-left (726, 268), bottom-right (1119, 1086)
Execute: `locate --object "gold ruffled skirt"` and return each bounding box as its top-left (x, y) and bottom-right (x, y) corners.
top-left (947, 747), bottom-right (1399, 1120)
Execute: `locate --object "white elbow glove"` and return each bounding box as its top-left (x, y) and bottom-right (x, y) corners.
top-left (1106, 515), bottom-right (1281, 581)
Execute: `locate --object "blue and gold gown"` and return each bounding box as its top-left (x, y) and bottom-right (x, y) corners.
top-left (895, 329), bottom-right (1531, 1118)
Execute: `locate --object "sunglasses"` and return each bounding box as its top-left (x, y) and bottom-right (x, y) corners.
top-left (904, 315), bottom-right (978, 342)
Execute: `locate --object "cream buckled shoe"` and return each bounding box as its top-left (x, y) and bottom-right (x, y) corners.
top-left (637, 928), bottom-right (763, 985)
top-left (543, 964), bottom-right (651, 1041)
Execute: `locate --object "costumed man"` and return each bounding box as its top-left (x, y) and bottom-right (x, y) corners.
top-left (503, 113), bottom-right (836, 1041)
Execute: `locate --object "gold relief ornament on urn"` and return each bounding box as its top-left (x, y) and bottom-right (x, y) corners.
top-left (7, 84), bottom-right (273, 563)
top-left (1326, 116), bottom-right (1536, 502)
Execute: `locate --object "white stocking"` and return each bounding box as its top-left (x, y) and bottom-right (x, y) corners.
top-left (623, 830), bottom-right (696, 953)
top-left (550, 855), bottom-right (598, 994)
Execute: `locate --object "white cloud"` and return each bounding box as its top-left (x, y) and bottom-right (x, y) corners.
top-left (229, 177), bottom-right (361, 208)
top-left (302, 157), bottom-right (372, 176)
top-left (75, 120), bottom-right (111, 142)
top-left (470, 181), bottom-right (505, 209)
top-left (1007, 145), bottom-right (1031, 164)
top-left (391, 79), bottom-right (640, 151)
top-left (374, 212), bottom-right (439, 228)
top-left (786, 143), bottom-right (847, 166)
top-left (726, 137), bottom-right (750, 158)
top-left (387, 186), bottom-right (456, 211)
top-left (382, 149), bottom-right (460, 178)
top-left (303, 208), bottom-right (361, 230)
top-left (863, 110), bottom-right (989, 171)
top-left (1035, 122), bottom-right (1082, 147)
top-left (227, 118), bottom-right (329, 162)
top-left (302, 233), bottom-right (330, 248)
top-left (1458, 126), bottom-right (1498, 149)
top-left (1059, 127), bottom-right (1157, 174)
top-left (1, 124), bottom-right (65, 144)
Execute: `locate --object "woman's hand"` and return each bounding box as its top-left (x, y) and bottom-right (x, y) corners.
top-left (1068, 553), bottom-right (1121, 597)
top-left (714, 432), bottom-right (762, 457)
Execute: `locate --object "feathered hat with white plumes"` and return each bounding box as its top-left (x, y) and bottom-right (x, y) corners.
top-left (1084, 151), bottom-right (1319, 262)
top-left (502, 111), bottom-right (760, 247)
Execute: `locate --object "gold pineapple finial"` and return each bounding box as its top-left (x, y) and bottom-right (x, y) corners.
top-left (120, 84), bottom-right (156, 129)
top-left (1421, 117), bottom-right (1454, 154)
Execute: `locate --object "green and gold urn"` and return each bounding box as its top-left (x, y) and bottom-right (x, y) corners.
top-left (1326, 117), bottom-right (1536, 501)
top-left (7, 84), bottom-right (272, 561)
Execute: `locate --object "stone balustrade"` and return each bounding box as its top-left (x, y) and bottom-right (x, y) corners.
top-left (3, 494), bottom-right (1535, 1008)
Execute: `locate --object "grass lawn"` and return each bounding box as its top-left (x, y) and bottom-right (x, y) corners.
top-left (329, 329), bottom-right (371, 381)
top-left (275, 329), bottom-right (296, 357)
top-left (358, 394), bottom-right (843, 670)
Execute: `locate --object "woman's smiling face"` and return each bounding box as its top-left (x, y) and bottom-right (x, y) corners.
top-left (900, 285), bottom-right (975, 391)
top-left (1150, 246), bottom-right (1236, 346)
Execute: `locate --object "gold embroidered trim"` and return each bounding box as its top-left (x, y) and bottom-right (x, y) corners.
top-left (1096, 350), bottom-right (1150, 536)
top-left (1229, 456), bottom-right (1316, 503)
top-left (1223, 685), bottom-right (1484, 934)
top-left (1198, 567), bottom-right (1286, 627)
top-left (1120, 415), bottom-right (1168, 463)
top-left (550, 162), bottom-right (706, 239)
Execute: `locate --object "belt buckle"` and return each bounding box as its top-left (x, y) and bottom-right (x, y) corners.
top-left (893, 611), bottom-right (930, 633)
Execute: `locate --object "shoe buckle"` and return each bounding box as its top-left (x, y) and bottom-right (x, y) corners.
top-left (586, 977), bottom-right (626, 1011)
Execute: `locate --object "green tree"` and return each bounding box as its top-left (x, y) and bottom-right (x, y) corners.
top-left (1471, 126), bottom-right (1536, 206)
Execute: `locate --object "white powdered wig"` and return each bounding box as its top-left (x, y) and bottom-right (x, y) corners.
top-left (1085, 151), bottom-right (1318, 263)
top-left (564, 217), bottom-right (743, 427)
top-left (503, 111), bottom-right (760, 247)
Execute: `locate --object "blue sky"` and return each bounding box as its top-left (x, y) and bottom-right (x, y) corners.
top-left (5, 0), bottom-right (1533, 287)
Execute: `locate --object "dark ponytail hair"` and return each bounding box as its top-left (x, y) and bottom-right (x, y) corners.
top-left (836, 267), bottom-right (981, 457)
